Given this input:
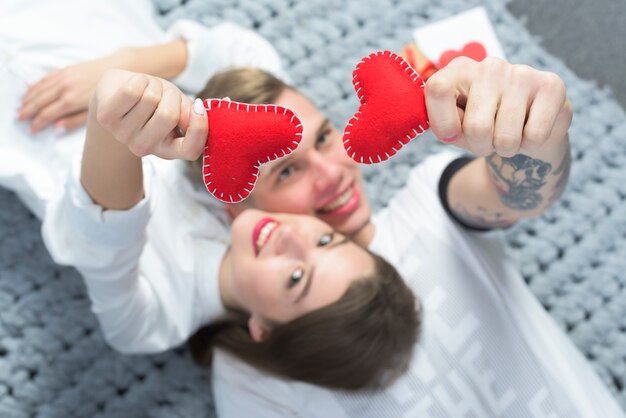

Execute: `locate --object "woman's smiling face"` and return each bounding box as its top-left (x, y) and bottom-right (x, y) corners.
top-left (227, 209), bottom-right (375, 331)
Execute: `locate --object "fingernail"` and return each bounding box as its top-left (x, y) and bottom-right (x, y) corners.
top-left (441, 134), bottom-right (458, 144)
top-left (193, 98), bottom-right (205, 116)
top-left (54, 122), bottom-right (66, 136)
top-left (222, 96), bottom-right (231, 101)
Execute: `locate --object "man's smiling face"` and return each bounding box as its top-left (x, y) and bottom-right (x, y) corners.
top-left (229, 88), bottom-right (372, 238)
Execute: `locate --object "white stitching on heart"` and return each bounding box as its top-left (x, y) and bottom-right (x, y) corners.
top-left (202, 98), bottom-right (303, 203)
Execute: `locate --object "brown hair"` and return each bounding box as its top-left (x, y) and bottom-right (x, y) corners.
top-left (188, 68), bottom-right (290, 183)
top-left (188, 250), bottom-right (421, 390)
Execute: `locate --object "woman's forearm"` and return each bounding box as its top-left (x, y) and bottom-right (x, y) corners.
top-left (80, 96), bottom-right (144, 210)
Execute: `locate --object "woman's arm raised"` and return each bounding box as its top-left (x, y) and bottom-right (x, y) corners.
top-left (81, 69), bottom-right (207, 210)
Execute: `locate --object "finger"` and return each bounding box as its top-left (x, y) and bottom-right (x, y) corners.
top-left (19, 86), bottom-right (61, 122)
top-left (161, 98), bottom-right (208, 161)
top-left (462, 84), bottom-right (498, 156)
top-left (425, 56), bottom-right (474, 143)
top-left (176, 93), bottom-right (194, 134)
top-left (461, 60), bottom-right (505, 157)
top-left (116, 77), bottom-right (163, 154)
top-left (56, 111), bottom-right (88, 133)
top-left (493, 87), bottom-right (529, 158)
top-left (96, 73), bottom-right (150, 129)
top-left (135, 83), bottom-right (182, 159)
top-left (30, 96), bottom-right (82, 133)
top-left (522, 74), bottom-right (567, 152)
top-left (22, 72), bottom-right (58, 105)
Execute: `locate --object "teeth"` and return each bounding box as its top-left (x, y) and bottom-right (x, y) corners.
top-left (320, 188), bottom-right (353, 213)
top-left (256, 221), bottom-right (277, 253)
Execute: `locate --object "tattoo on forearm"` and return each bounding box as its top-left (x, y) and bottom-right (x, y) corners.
top-left (486, 154), bottom-right (552, 211)
top-left (453, 204), bottom-right (515, 229)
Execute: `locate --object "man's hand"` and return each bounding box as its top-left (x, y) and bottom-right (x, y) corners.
top-left (425, 56), bottom-right (572, 158)
top-left (93, 69), bottom-right (207, 161)
top-left (18, 50), bottom-right (134, 134)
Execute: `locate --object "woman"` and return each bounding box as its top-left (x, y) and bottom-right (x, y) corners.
top-left (192, 209), bottom-right (420, 390)
top-left (42, 67), bottom-right (420, 390)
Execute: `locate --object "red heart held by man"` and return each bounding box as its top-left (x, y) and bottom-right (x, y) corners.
top-left (202, 99), bottom-right (303, 203)
top-left (438, 41), bottom-right (487, 68)
top-left (343, 51), bottom-right (429, 164)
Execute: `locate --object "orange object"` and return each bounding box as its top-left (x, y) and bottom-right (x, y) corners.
top-left (400, 43), bottom-right (437, 81)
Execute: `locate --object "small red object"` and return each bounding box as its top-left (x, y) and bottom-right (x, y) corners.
top-left (438, 41), bottom-right (487, 68)
top-left (201, 99), bottom-right (303, 203)
top-left (342, 51), bottom-right (430, 164)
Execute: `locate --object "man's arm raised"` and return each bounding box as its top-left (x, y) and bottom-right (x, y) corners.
top-left (425, 57), bottom-right (573, 229)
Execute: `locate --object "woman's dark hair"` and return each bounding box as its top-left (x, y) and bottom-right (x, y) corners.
top-left (188, 250), bottom-right (421, 390)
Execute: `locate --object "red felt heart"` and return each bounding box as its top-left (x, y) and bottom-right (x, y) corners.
top-left (438, 41), bottom-right (487, 68)
top-left (343, 51), bottom-right (430, 164)
top-left (202, 99), bottom-right (303, 203)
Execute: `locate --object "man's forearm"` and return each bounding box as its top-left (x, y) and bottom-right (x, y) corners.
top-left (119, 39), bottom-right (188, 81)
top-left (485, 135), bottom-right (571, 218)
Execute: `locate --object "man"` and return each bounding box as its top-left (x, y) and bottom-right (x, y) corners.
top-left (195, 65), bottom-right (621, 417)
top-left (41, 38), bottom-right (623, 415)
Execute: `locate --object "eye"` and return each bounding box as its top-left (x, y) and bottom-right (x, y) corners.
top-left (288, 268), bottom-right (304, 288)
top-left (318, 232), bottom-right (334, 247)
top-left (277, 165), bottom-right (294, 183)
top-left (315, 129), bottom-right (332, 148)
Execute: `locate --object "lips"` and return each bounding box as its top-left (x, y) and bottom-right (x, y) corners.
top-left (317, 184), bottom-right (360, 216)
top-left (252, 217), bottom-right (280, 256)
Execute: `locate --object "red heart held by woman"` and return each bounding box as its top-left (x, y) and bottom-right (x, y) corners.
top-left (202, 99), bottom-right (303, 203)
top-left (343, 51), bottom-right (429, 164)
top-left (438, 41), bottom-right (487, 68)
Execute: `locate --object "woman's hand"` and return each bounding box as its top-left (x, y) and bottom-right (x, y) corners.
top-left (425, 57), bottom-right (572, 158)
top-left (18, 50), bottom-right (134, 134)
top-left (93, 69), bottom-right (207, 161)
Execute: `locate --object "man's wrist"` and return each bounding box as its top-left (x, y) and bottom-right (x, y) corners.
top-left (116, 40), bottom-right (188, 81)
top-left (109, 48), bottom-right (137, 73)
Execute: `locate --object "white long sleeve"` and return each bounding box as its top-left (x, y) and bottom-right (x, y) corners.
top-left (165, 20), bottom-right (289, 94)
top-left (42, 157), bottom-right (229, 353)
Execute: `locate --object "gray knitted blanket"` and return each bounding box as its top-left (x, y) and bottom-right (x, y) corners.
top-left (1, 0), bottom-right (625, 416)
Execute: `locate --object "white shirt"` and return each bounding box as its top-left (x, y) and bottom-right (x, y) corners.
top-left (44, 157), bottom-right (230, 353)
top-left (211, 152), bottom-right (625, 418)
top-left (0, 0), bottom-right (286, 219)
